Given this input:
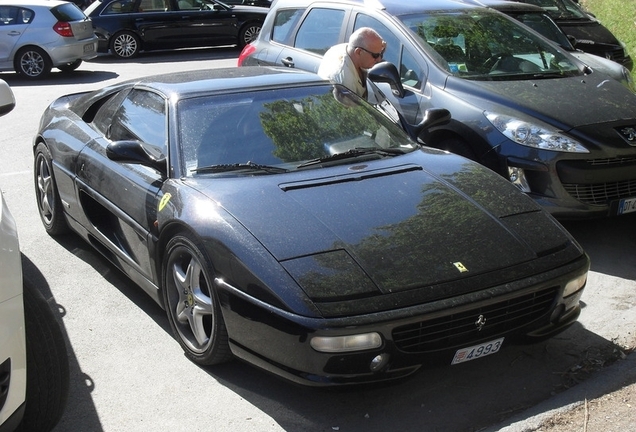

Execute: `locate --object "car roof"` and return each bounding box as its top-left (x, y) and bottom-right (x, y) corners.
top-left (271, 0), bottom-right (485, 15)
top-left (459, 0), bottom-right (545, 13)
top-left (0, 0), bottom-right (71, 6)
top-left (121, 66), bottom-right (329, 98)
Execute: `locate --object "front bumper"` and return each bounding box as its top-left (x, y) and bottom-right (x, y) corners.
top-left (216, 254), bottom-right (589, 386)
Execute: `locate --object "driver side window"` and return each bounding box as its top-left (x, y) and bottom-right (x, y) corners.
top-left (354, 14), bottom-right (425, 90)
top-left (109, 90), bottom-right (167, 156)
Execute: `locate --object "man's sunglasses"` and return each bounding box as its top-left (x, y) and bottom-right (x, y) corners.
top-left (355, 46), bottom-right (384, 59)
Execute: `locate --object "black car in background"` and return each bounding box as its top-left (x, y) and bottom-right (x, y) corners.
top-left (84, 0), bottom-right (267, 58)
top-left (513, 0), bottom-right (632, 70)
top-left (465, 0), bottom-right (634, 92)
top-left (239, 0), bottom-right (636, 219)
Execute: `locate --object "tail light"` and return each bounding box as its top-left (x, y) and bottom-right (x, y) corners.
top-left (53, 21), bottom-right (74, 37)
top-left (237, 43), bottom-right (256, 67)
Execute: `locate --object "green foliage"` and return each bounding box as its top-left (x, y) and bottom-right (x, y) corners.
top-left (580, 0), bottom-right (636, 80)
top-left (259, 92), bottom-right (376, 162)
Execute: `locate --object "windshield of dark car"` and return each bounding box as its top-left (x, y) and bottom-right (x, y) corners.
top-left (520, 0), bottom-right (589, 20)
top-left (399, 10), bottom-right (580, 80)
top-left (178, 85), bottom-right (416, 176)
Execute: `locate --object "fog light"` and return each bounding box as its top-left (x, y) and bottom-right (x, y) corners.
top-left (310, 333), bottom-right (382, 353)
top-left (370, 354), bottom-right (389, 372)
top-left (508, 167), bottom-right (531, 193)
top-left (550, 303), bottom-right (566, 323)
top-left (564, 273), bottom-right (587, 297)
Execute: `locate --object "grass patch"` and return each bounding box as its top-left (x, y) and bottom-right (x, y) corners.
top-left (580, 0), bottom-right (636, 79)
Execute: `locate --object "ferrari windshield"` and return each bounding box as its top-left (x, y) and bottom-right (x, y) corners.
top-left (178, 85), bottom-right (416, 176)
top-left (400, 9), bottom-right (580, 80)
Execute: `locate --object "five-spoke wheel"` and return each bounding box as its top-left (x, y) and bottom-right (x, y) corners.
top-left (163, 234), bottom-right (231, 365)
top-left (34, 143), bottom-right (68, 235)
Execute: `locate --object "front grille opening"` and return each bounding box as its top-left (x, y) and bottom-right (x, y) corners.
top-left (392, 287), bottom-right (559, 353)
top-left (563, 179), bottom-right (636, 205)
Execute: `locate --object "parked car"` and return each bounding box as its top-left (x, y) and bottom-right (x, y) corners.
top-left (0, 79), bottom-right (69, 431)
top-left (33, 66), bottom-right (589, 385)
top-left (464, 0), bottom-right (634, 92)
top-left (222, 0), bottom-right (270, 6)
top-left (84, 0), bottom-right (267, 58)
top-left (0, 0), bottom-right (98, 79)
top-left (239, 0), bottom-right (636, 219)
top-left (512, 0), bottom-right (632, 70)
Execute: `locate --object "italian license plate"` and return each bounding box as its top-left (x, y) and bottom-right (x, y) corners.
top-left (451, 338), bottom-right (504, 365)
top-left (617, 197), bottom-right (636, 215)
top-left (83, 43), bottom-right (94, 53)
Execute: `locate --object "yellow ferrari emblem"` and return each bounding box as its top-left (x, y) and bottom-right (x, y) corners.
top-left (159, 193), bottom-right (172, 211)
top-left (453, 262), bottom-right (469, 273)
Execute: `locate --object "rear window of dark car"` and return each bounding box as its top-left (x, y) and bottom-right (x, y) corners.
top-left (51, 2), bottom-right (87, 21)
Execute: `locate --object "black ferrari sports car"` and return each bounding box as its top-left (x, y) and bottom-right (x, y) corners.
top-left (33, 66), bottom-right (589, 386)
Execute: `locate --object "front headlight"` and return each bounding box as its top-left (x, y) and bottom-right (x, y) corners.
top-left (486, 112), bottom-right (589, 153)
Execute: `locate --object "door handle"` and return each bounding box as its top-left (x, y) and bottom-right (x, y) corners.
top-left (280, 57), bottom-right (294, 68)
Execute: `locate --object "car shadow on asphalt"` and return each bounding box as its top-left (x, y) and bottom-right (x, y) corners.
top-left (21, 253), bottom-right (104, 432)
top-left (42, 213), bottom-right (635, 432)
top-left (87, 45), bottom-right (242, 65)
top-left (561, 212), bottom-right (636, 280)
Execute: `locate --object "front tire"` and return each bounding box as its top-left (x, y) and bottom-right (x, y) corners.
top-left (162, 233), bottom-right (232, 366)
top-left (34, 143), bottom-right (69, 236)
top-left (110, 31), bottom-right (140, 59)
top-left (14, 46), bottom-right (52, 79)
top-left (17, 275), bottom-right (70, 432)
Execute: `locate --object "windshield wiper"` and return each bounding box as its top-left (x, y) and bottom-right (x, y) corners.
top-left (297, 147), bottom-right (406, 169)
top-left (193, 161), bottom-right (289, 174)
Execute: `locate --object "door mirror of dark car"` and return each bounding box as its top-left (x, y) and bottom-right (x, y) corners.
top-left (567, 34), bottom-right (578, 46)
top-left (368, 61), bottom-right (406, 98)
top-left (106, 140), bottom-right (167, 176)
top-left (0, 80), bottom-right (15, 117)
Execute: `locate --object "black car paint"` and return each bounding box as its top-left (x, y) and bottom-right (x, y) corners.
top-left (34, 68), bottom-right (589, 385)
top-left (86, 0), bottom-right (267, 55)
top-left (513, 0), bottom-right (632, 69)
top-left (239, 0), bottom-right (636, 219)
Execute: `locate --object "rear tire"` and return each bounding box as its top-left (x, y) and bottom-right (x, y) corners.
top-left (14, 46), bottom-right (52, 79)
top-left (34, 143), bottom-right (69, 236)
top-left (110, 31), bottom-right (140, 59)
top-left (238, 22), bottom-right (261, 48)
top-left (17, 274), bottom-right (70, 432)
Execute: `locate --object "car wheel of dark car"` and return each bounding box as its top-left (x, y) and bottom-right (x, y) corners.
top-left (18, 272), bottom-right (70, 431)
top-left (162, 233), bottom-right (232, 366)
top-left (438, 136), bottom-right (477, 160)
top-left (14, 46), bottom-right (52, 79)
top-left (34, 143), bottom-right (69, 236)
top-left (238, 22), bottom-right (261, 48)
top-left (110, 31), bottom-right (140, 59)
top-left (57, 59), bottom-right (82, 73)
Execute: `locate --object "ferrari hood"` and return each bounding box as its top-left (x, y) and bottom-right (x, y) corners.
top-left (446, 73), bottom-right (636, 129)
top-left (191, 151), bottom-right (578, 295)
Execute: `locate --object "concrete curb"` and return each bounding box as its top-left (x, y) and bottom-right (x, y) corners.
top-left (484, 351), bottom-right (636, 432)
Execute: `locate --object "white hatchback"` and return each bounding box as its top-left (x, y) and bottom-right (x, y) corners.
top-left (0, 0), bottom-right (97, 78)
top-left (0, 79), bottom-right (69, 431)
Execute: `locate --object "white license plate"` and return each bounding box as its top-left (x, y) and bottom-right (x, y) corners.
top-left (451, 338), bottom-right (504, 365)
top-left (83, 43), bottom-right (94, 53)
top-left (618, 197), bottom-right (636, 215)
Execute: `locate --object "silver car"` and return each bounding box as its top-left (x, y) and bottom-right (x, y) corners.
top-left (0, 0), bottom-right (98, 79)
